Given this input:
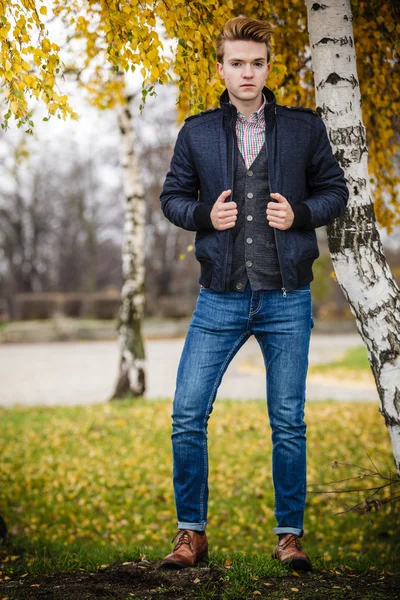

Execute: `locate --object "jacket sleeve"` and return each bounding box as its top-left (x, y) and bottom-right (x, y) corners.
top-left (291, 116), bottom-right (349, 229)
top-left (160, 124), bottom-right (214, 232)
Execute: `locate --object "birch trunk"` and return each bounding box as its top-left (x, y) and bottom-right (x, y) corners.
top-left (111, 90), bottom-right (146, 400)
top-left (305, 0), bottom-right (400, 473)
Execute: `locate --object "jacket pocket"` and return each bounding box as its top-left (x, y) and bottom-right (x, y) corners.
top-left (286, 228), bottom-right (319, 264)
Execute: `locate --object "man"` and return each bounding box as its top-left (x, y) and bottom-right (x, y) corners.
top-left (159, 16), bottom-right (348, 571)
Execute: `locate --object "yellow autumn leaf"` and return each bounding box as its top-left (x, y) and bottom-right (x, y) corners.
top-left (147, 48), bottom-right (157, 62)
top-left (39, 5), bottom-right (47, 15)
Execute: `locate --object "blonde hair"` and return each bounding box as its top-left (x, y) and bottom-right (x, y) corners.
top-left (216, 16), bottom-right (273, 64)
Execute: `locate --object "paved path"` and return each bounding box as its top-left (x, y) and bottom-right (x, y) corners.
top-left (0, 333), bottom-right (378, 407)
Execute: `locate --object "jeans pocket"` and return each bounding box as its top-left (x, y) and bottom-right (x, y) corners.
top-left (290, 284), bottom-right (311, 294)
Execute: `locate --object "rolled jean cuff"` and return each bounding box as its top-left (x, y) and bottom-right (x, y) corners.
top-left (177, 520), bottom-right (207, 531)
top-left (273, 526), bottom-right (303, 538)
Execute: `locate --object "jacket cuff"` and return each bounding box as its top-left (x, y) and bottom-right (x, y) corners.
top-left (291, 203), bottom-right (312, 229)
top-left (193, 204), bottom-right (214, 230)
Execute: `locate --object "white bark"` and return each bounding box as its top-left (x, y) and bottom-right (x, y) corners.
top-left (305, 0), bottom-right (400, 473)
top-left (111, 83), bottom-right (146, 399)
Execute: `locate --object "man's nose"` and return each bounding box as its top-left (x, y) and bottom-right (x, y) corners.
top-left (243, 65), bottom-right (254, 77)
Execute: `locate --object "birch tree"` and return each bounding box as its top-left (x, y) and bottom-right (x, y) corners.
top-left (111, 82), bottom-right (146, 399)
top-left (305, 0), bottom-right (400, 474)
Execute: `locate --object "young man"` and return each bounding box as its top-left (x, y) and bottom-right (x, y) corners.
top-left (159, 16), bottom-right (348, 571)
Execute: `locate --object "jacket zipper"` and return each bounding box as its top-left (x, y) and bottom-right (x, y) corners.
top-left (223, 111), bottom-right (236, 292)
top-left (267, 108), bottom-right (286, 297)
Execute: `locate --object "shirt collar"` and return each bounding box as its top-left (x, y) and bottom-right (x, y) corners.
top-left (236, 93), bottom-right (266, 123)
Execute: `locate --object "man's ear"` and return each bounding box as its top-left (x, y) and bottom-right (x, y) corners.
top-left (216, 62), bottom-right (225, 80)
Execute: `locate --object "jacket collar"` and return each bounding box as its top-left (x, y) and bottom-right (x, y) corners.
top-left (220, 86), bottom-right (276, 122)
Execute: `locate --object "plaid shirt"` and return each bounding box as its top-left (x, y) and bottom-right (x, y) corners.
top-left (235, 94), bottom-right (266, 169)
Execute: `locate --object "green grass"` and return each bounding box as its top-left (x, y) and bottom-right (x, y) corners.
top-left (310, 345), bottom-right (371, 374)
top-left (0, 399), bottom-right (399, 581)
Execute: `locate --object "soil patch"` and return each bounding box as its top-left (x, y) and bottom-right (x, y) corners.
top-left (1, 559), bottom-right (399, 600)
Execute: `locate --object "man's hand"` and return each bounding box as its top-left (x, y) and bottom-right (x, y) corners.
top-left (210, 189), bottom-right (238, 230)
top-left (266, 193), bottom-right (294, 230)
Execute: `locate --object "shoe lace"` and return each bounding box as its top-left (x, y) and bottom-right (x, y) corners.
top-left (171, 529), bottom-right (194, 552)
top-left (280, 534), bottom-right (302, 551)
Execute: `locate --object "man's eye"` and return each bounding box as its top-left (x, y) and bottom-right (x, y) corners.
top-left (231, 62), bottom-right (241, 67)
top-left (254, 62), bottom-right (264, 67)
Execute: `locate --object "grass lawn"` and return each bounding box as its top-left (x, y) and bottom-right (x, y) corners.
top-left (309, 346), bottom-right (370, 375)
top-left (0, 399), bottom-right (399, 599)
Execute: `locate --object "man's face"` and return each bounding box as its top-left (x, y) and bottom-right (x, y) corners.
top-left (216, 40), bottom-right (270, 103)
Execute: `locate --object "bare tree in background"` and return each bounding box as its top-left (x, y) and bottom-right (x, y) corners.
top-left (111, 85), bottom-right (146, 400)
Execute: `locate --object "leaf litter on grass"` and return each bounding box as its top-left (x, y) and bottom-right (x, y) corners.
top-left (1, 559), bottom-right (400, 600)
top-left (0, 400), bottom-right (399, 587)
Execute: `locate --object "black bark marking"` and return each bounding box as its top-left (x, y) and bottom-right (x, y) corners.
top-left (336, 53), bottom-right (340, 58)
top-left (317, 72), bottom-right (358, 89)
top-left (311, 2), bottom-right (327, 9)
top-left (334, 148), bottom-right (351, 169)
top-left (329, 124), bottom-right (368, 163)
top-left (347, 174), bottom-right (367, 192)
top-left (394, 388), bottom-right (400, 417)
top-left (313, 36), bottom-right (352, 47)
top-left (353, 185), bottom-right (359, 195)
top-left (327, 202), bottom-right (378, 255)
top-left (326, 72), bottom-right (342, 85)
top-left (317, 103), bottom-right (335, 119)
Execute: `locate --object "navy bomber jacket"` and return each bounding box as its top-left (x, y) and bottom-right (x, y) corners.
top-left (160, 86), bottom-right (349, 293)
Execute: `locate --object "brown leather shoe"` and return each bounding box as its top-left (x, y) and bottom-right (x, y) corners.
top-left (272, 533), bottom-right (312, 571)
top-left (160, 529), bottom-right (208, 569)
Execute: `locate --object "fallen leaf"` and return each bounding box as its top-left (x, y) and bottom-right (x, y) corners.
top-left (224, 558), bottom-right (232, 568)
top-left (263, 582), bottom-right (273, 587)
top-left (253, 592), bottom-right (261, 596)
top-left (193, 577), bottom-right (200, 584)
top-left (291, 588), bottom-right (300, 592)
top-left (291, 571), bottom-right (300, 576)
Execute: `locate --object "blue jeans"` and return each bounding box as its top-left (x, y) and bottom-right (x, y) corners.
top-left (171, 281), bottom-right (313, 538)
